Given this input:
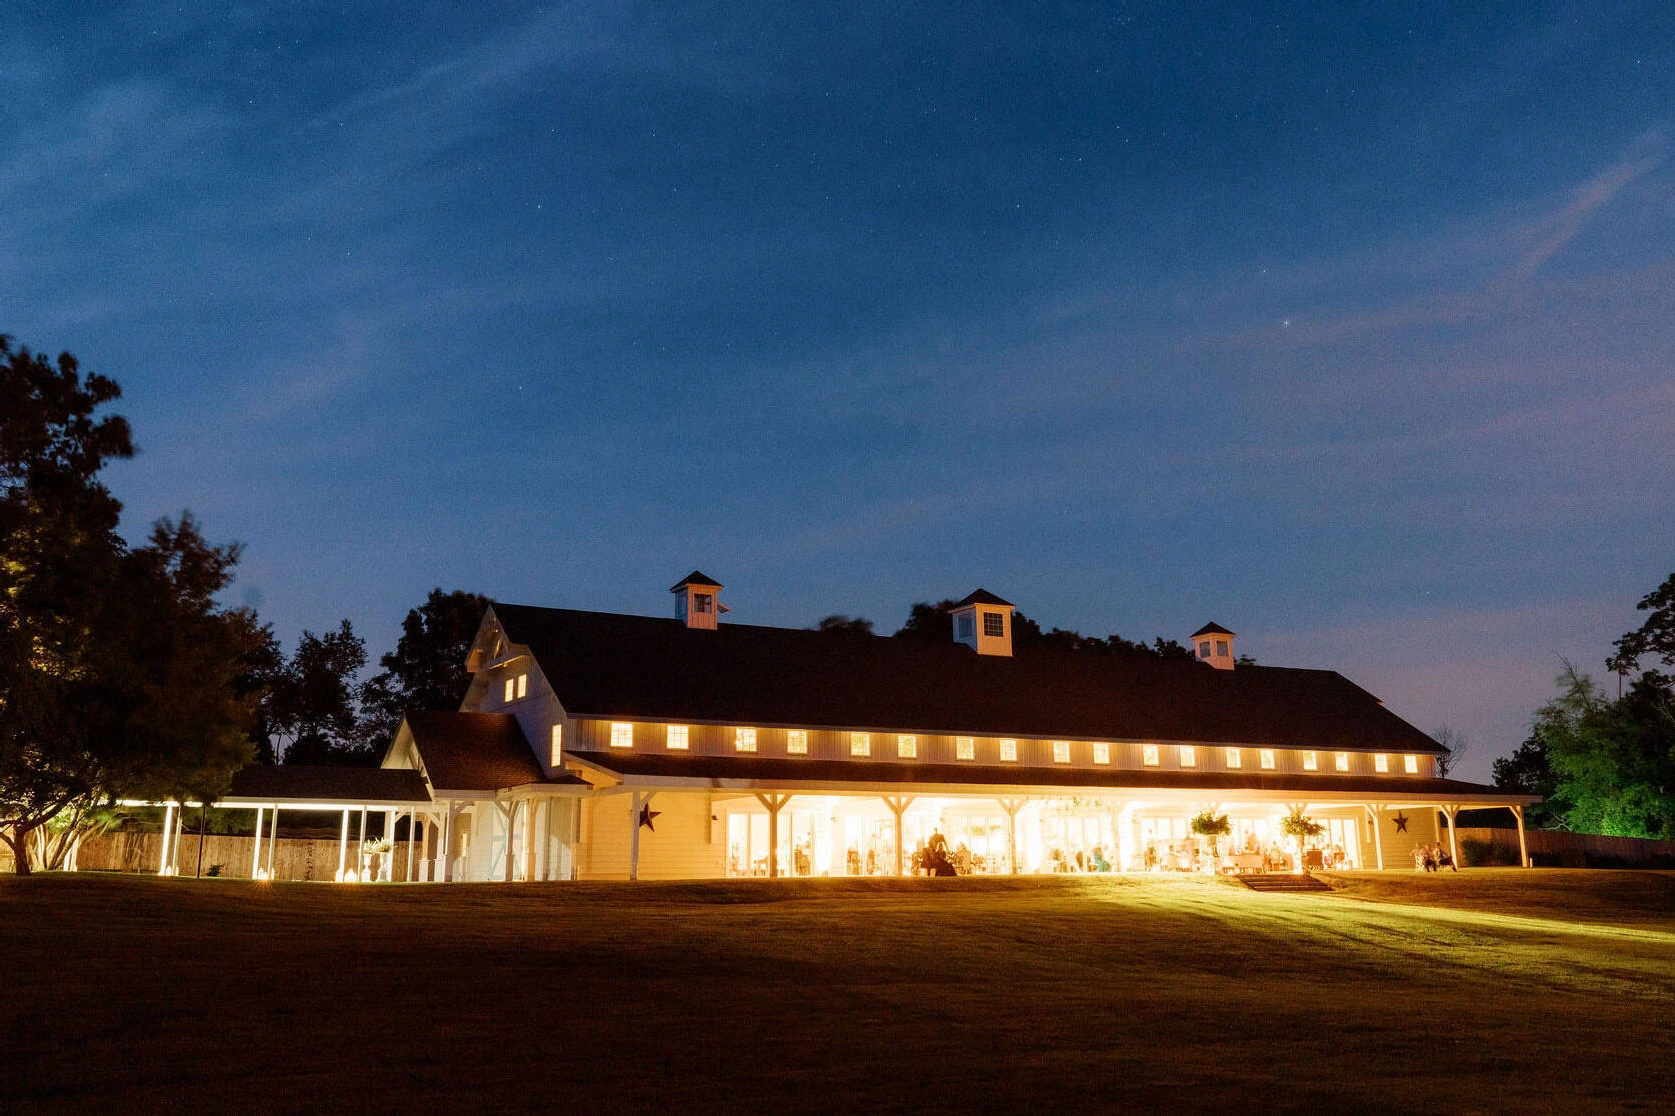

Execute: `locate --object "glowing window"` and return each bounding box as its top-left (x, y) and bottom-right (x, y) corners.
top-left (1335, 752), bottom-right (1350, 772)
top-left (503, 678), bottom-right (515, 702)
top-left (1302, 751), bottom-right (1318, 771)
top-left (1092, 742), bottom-right (1110, 765)
top-left (1404, 754), bottom-right (1419, 774)
top-left (999, 738), bottom-right (1017, 762)
top-left (787, 730), bottom-right (808, 755)
top-left (983, 612), bottom-right (1005, 637)
top-left (897, 734), bottom-right (917, 758)
top-left (516, 673), bottom-right (528, 699)
top-left (610, 722), bottom-right (633, 749)
top-left (1374, 753), bottom-right (1389, 773)
top-left (1179, 745), bottom-right (1196, 767)
top-left (735, 727), bottom-right (757, 753)
top-left (1259, 749), bottom-right (1276, 770)
top-left (1225, 747), bottom-right (1241, 768)
top-left (1052, 740), bottom-right (1071, 764)
top-left (550, 723), bottom-right (563, 766)
top-left (850, 732), bottom-right (871, 757)
top-left (956, 736), bottom-right (975, 760)
top-left (1142, 744), bottom-right (1160, 767)
top-left (666, 725), bottom-right (689, 751)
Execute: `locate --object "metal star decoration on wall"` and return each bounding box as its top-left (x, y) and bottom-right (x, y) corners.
top-left (639, 805), bottom-right (661, 832)
top-left (1391, 812), bottom-right (1409, 833)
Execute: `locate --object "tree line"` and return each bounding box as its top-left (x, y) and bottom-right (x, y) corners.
top-left (1492, 572), bottom-right (1675, 838)
top-left (819, 602), bottom-right (1219, 661)
top-left (0, 336), bottom-right (485, 871)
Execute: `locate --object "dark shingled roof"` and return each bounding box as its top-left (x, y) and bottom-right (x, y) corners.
top-left (402, 711), bottom-right (579, 791)
top-left (670, 570), bottom-right (723, 591)
top-left (226, 765), bottom-right (431, 804)
top-left (567, 751), bottom-right (1515, 798)
top-left (1192, 622), bottom-right (1236, 637)
top-left (952, 588), bottom-right (1014, 608)
top-left (491, 603), bottom-right (1445, 754)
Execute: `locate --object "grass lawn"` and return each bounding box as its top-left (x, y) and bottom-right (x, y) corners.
top-left (5, 870), bottom-right (1674, 1113)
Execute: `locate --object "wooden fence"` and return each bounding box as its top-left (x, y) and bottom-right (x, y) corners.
top-left (68, 831), bottom-right (426, 882)
top-left (1457, 827), bottom-right (1675, 863)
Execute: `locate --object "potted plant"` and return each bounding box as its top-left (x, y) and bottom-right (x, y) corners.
top-left (1190, 810), bottom-right (1231, 872)
top-left (1279, 809), bottom-right (1325, 875)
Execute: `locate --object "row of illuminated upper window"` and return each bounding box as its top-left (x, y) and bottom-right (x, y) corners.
top-left (598, 722), bottom-right (1424, 774)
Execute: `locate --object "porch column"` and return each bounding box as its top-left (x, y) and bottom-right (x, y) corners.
top-left (419, 813), bottom-right (432, 881)
top-left (629, 791), bottom-right (656, 881)
top-left (357, 806), bottom-right (369, 880)
top-left (267, 806), bottom-right (280, 878)
top-left (756, 794), bottom-right (791, 878)
top-left (1364, 804), bottom-right (1385, 871)
top-left (441, 803), bottom-right (461, 882)
top-left (157, 803), bottom-right (176, 875)
top-left (1441, 805), bottom-right (1459, 868)
top-left (522, 799), bottom-right (538, 881)
top-left (172, 806), bottom-right (185, 875)
top-left (1512, 804), bottom-right (1530, 868)
top-left (337, 809), bottom-right (351, 881)
top-left (404, 810), bottom-right (415, 883)
top-left (998, 797), bottom-right (1026, 875)
top-left (250, 807), bottom-right (265, 879)
top-left (883, 796), bottom-right (913, 876)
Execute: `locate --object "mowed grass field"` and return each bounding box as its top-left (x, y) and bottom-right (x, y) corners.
top-left (5, 870), bottom-right (1674, 1113)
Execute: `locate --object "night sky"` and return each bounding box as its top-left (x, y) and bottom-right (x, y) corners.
top-left (6, 3), bottom-right (1672, 779)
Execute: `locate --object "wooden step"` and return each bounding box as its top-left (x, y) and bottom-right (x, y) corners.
top-left (1238, 872), bottom-right (1332, 893)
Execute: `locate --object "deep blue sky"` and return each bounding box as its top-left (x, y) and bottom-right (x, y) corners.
top-left (6, 3), bottom-right (1672, 779)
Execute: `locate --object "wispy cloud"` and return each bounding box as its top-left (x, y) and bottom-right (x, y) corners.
top-left (1514, 127), bottom-right (1667, 276)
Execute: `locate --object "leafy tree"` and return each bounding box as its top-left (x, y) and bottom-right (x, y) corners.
top-left (1533, 662), bottom-right (1675, 840)
top-left (1491, 734), bottom-right (1567, 829)
top-left (814, 614), bottom-right (874, 636)
top-left (359, 589), bottom-right (490, 746)
top-left (1279, 809), bottom-right (1325, 872)
top-left (0, 333), bottom-right (265, 870)
top-left (1609, 572), bottom-right (1675, 676)
top-left (892, 600), bottom-right (959, 641)
top-left (264, 621), bottom-right (373, 766)
top-left (891, 599), bottom-right (1195, 660)
top-left (1190, 810), bottom-right (1231, 859)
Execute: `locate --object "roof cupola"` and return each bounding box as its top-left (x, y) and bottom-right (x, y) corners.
top-left (949, 589), bottom-right (1016, 657)
top-left (1191, 622), bottom-right (1236, 670)
top-left (671, 571), bottom-right (728, 630)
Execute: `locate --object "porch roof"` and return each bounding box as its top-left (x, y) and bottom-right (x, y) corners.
top-left (224, 764), bottom-right (432, 805)
top-left (401, 710), bottom-right (589, 793)
top-left (564, 750), bottom-right (1531, 803)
